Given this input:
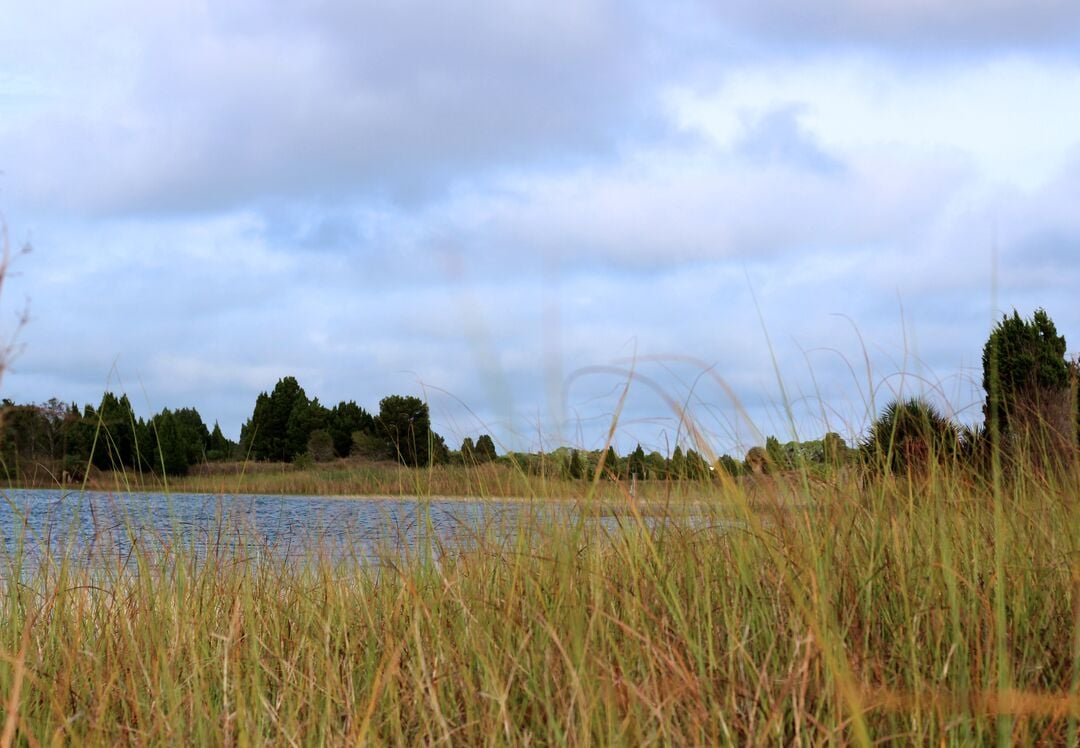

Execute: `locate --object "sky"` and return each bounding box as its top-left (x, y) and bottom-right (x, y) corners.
top-left (1, 1), bottom-right (1078, 458)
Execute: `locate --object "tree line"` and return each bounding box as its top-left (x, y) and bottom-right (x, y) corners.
top-left (0, 372), bottom-right (835, 482)
top-left (0, 393), bottom-right (233, 480)
top-left (2, 308), bottom-right (1074, 482)
top-left (0, 374), bottom-right (513, 480)
top-left (238, 377), bottom-right (454, 468)
top-left (0, 378), bottom-right (464, 479)
top-left (544, 307), bottom-right (1079, 481)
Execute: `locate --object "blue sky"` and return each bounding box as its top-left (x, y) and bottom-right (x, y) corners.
top-left (1, 1), bottom-right (1078, 457)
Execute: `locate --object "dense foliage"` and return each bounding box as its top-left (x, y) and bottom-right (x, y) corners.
top-left (980, 307), bottom-right (1076, 466)
top-left (853, 306), bottom-right (1075, 477)
top-left (2, 307), bottom-right (1074, 483)
top-left (860, 398), bottom-right (959, 473)
top-left (0, 378), bottom-right (451, 479)
top-left (0, 395), bottom-right (230, 479)
top-left (982, 308), bottom-right (1070, 435)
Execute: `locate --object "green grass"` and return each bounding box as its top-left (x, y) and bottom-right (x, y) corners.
top-left (1, 454), bottom-right (1077, 745)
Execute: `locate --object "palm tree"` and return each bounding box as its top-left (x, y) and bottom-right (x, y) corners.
top-left (861, 398), bottom-right (960, 474)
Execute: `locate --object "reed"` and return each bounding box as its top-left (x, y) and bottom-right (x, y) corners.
top-left (1, 452), bottom-right (1077, 745)
top-left (9, 459), bottom-right (739, 503)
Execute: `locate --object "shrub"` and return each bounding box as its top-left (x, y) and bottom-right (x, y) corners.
top-left (306, 429), bottom-right (335, 462)
top-left (861, 398), bottom-right (960, 474)
top-left (823, 432), bottom-right (847, 466)
top-left (745, 446), bottom-right (768, 475)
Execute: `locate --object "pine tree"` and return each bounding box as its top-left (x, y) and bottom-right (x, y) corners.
top-left (240, 377), bottom-right (313, 461)
top-left (328, 401), bottom-right (374, 457)
top-left (628, 443), bottom-right (646, 479)
top-left (601, 445), bottom-right (620, 479)
top-left (460, 437), bottom-right (476, 463)
top-left (90, 392), bottom-right (139, 470)
top-left (671, 445), bottom-right (686, 480)
top-left (982, 308), bottom-right (1073, 457)
top-left (208, 422), bottom-right (232, 461)
top-left (150, 409), bottom-right (189, 476)
top-left (475, 434), bottom-right (497, 462)
top-left (377, 395), bottom-right (433, 467)
top-left (568, 449), bottom-right (585, 480)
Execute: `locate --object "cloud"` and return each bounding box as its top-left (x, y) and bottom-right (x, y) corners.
top-left (1, 1), bottom-right (667, 216)
top-left (3, 1), bottom-right (1080, 456)
top-left (668, 57), bottom-right (1080, 191)
top-left (734, 105), bottom-right (845, 174)
top-left (9, 127), bottom-right (1069, 448)
top-left (712, 1), bottom-right (1080, 54)
top-left (445, 140), bottom-right (969, 270)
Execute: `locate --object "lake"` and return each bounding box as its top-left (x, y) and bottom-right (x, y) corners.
top-left (0, 488), bottom-right (571, 566)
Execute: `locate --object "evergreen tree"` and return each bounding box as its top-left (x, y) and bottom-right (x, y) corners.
top-left (645, 450), bottom-right (666, 479)
top-left (328, 401), bottom-right (374, 457)
top-left (173, 407), bottom-right (211, 466)
top-left (628, 443), bottom-right (646, 479)
top-left (460, 437), bottom-right (476, 463)
top-left (717, 454), bottom-right (740, 476)
top-left (601, 445), bottom-right (619, 479)
top-left (63, 403), bottom-right (95, 467)
top-left (285, 396), bottom-right (327, 461)
top-left (765, 436), bottom-right (788, 471)
top-left (430, 432), bottom-right (450, 465)
top-left (671, 445), bottom-right (686, 479)
top-left (823, 432), bottom-right (847, 466)
top-left (377, 395), bottom-right (433, 467)
top-left (306, 429), bottom-right (335, 462)
top-left (982, 308), bottom-right (1073, 453)
top-left (89, 392), bottom-right (139, 470)
top-left (240, 392), bottom-right (271, 458)
top-left (685, 448), bottom-right (709, 479)
top-left (475, 434), bottom-right (497, 463)
top-left (150, 409), bottom-right (189, 476)
top-left (207, 422), bottom-right (233, 461)
top-left (240, 377), bottom-right (313, 461)
top-left (568, 449), bottom-right (585, 480)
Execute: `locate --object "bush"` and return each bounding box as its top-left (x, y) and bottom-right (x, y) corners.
top-left (307, 429), bottom-right (335, 462)
top-left (351, 431), bottom-right (389, 461)
top-left (861, 398), bottom-right (960, 474)
top-left (745, 446), bottom-right (768, 475)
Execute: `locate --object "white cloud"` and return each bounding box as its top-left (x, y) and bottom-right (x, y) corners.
top-left (0, 0), bottom-right (662, 215)
top-left (668, 57), bottom-right (1080, 191)
top-left (445, 138), bottom-right (970, 270)
top-left (2, 1), bottom-right (1078, 453)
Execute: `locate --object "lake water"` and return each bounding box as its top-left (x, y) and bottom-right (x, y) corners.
top-left (0, 488), bottom-right (571, 566)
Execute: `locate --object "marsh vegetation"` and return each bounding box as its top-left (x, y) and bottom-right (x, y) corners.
top-left (1, 458), bottom-right (1078, 744)
top-left (0, 306), bottom-right (1077, 744)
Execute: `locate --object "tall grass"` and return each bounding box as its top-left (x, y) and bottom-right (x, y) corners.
top-left (1, 454), bottom-right (1077, 745)
top-left (6, 459), bottom-right (743, 504)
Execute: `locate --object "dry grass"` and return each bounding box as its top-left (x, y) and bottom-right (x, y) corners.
top-left (9, 458), bottom-right (737, 503)
top-left (1, 455), bottom-right (1077, 745)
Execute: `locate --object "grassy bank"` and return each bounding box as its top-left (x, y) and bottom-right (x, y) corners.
top-left (1, 457), bottom-right (1078, 745)
top-left (4, 458), bottom-right (744, 502)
